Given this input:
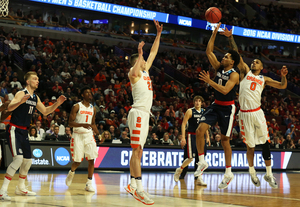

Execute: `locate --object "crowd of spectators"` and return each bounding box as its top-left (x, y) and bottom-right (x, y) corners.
top-left (0, 7), bottom-right (299, 150)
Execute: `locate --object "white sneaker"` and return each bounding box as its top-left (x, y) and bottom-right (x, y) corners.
top-left (250, 173), bottom-right (261, 187)
top-left (85, 180), bottom-right (95, 192)
top-left (0, 190), bottom-right (11, 201)
top-left (124, 184), bottom-right (136, 195)
top-left (15, 186), bottom-right (36, 196)
top-left (133, 190), bottom-right (154, 205)
top-left (174, 167), bottom-right (182, 182)
top-left (197, 175), bottom-right (207, 186)
top-left (218, 173), bottom-right (234, 189)
top-left (194, 160), bottom-right (209, 177)
top-left (65, 170), bottom-right (75, 187)
top-left (264, 174), bottom-right (278, 189)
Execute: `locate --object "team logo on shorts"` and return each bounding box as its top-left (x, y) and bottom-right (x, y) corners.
top-left (200, 117), bottom-right (206, 121)
top-left (19, 148), bottom-right (23, 154)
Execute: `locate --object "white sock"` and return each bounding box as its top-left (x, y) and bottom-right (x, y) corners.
top-left (18, 177), bottom-right (26, 189)
top-left (249, 166), bottom-right (256, 174)
top-left (181, 158), bottom-right (193, 169)
top-left (266, 166), bottom-right (272, 176)
top-left (198, 154), bottom-right (205, 162)
top-left (130, 177), bottom-right (137, 188)
top-left (1, 177), bottom-right (11, 192)
top-left (136, 179), bottom-right (144, 192)
top-left (225, 166), bottom-right (232, 174)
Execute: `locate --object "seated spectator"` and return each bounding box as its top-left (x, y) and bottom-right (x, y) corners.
top-left (94, 71), bottom-right (106, 82)
top-left (45, 125), bottom-right (63, 141)
top-left (160, 132), bottom-right (174, 145)
top-left (270, 118), bottom-right (280, 131)
top-left (10, 76), bottom-right (22, 89)
top-left (101, 131), bottom-right (112, 143)
top-left (151, 133), bottom-right (160, 145)
top-left (119, 117), bottom-right (128, 132)
top-left (8, 87), bottom-right (18, 101)
top-left (285, 125), bottom-right (297, 140)
top-left (28, 126), bottom-right (42, 141)
top-left (287, 139), bottom-right (296, 149)
top-left (36, 120), bottom-right (45, 139)
top-left (60, 127), bottom-right (72, 141)
top-left (109, 125), bottom-right (118, 140)
top-left (120, 131), bottom-right (130, 144)
top-left (296, 139), bottom-right (300, 149)
top-left (212, 134), bottom-right (222, 147)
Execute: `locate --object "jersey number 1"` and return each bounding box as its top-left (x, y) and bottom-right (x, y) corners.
top-left (86, 115), bottom-right (88, 122)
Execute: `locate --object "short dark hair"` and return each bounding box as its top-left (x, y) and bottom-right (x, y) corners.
top-left (80, 86), bottom-right (91, 95)
top-left (129, 53), bottom-right (139, 66)
top-left (228, 49), bottom-right (240, 67)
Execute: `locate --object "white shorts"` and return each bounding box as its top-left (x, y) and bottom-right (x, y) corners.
top-left (239, 109), bottom-right (269, 148)
top-left (70, 131), bottom-right (98, 162)
top-left (128, 108), bottom-right (149, 149)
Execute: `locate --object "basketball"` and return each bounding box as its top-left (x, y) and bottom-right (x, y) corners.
top-left (205, 7), bottom-right (222, 23)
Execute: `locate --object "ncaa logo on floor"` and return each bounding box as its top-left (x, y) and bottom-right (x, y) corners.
top-left (55, 147), bottom-right (70, 166)
top-left (33, 148), bottom-right (43, 158)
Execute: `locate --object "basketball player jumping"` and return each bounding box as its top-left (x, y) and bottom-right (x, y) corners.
top-left (222, 28), bottom-right (288, 188)
top-left (0, 71), bottom-right (66, 200)
top-left (65, 87), bottom-right (102, 191)
top-left (124, 19), bottom-right (162, 205)
top-left (195, 23), bottom-right (240, 189)
top-left (174, 96), bottom-right (209, 185)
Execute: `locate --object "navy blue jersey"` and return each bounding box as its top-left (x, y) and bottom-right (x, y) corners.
top-left (214, 66), bottom-right (237, 102)
top-left (10, 88), bottom-right (37, 127)
top-left (187, 107), bottom-right (204, 132)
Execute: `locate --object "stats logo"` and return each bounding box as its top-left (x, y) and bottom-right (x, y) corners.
top-left (55, 147), bottom-right (70, 166)
top-left (32, 148), bottom-right (50, 165)
top-left (33, 149), bottom-right (43, 158)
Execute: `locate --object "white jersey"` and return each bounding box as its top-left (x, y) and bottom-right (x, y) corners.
top-left (73, 102), bottom-right (94, 134)
top-left (131, 70), bottom-right (153, 113)
top-left (239, 71), bottom-right (265, 110)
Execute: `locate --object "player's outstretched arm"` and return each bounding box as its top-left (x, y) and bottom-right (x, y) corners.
top-left (36, 95), bottom-right (66, 115)
top-left (129, 41), bottom-right (145, 79)
top-left (7, 91), bottom-right (29, 112)
top-left (206, 22), bottom-right (221, 70)
top-left (145, 19), bottom-right (163, 71)
top-left (199, 70), bottom-right (239, 95)
top-left (68, 104), bottom-right (91, 129)
top-left (265, 66), bottom-right (288, 89)
top-left (180, 109), bottom-right (192, 149)
top-left (220, 28), bottom-right (249, 76)
top-left (0, 97), bottom-right (11, 122)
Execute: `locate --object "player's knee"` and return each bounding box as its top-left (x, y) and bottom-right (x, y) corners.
top-left (74, 162), bottom-right (81, 166)
top-left (88, 160), bottom-right (94, 166)
top-left (7, 155), bottom-right (23, 174)
top-left (19, 158), bottom-right (32, 175)
top-left (262, 142), bottom-right (271, 161)
top-left (196, 126), bottom-right (206, 137)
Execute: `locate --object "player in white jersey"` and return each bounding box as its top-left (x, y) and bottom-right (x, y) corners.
top-left (222, 28), bottom-right (288, 189)
top-left (65, 87), bottom-right (102, 192)
top-left (124, 20), bottom-right (162, 205)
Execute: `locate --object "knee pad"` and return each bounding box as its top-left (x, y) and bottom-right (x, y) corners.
top-left (7, 155), bottom-right (23, 176)
top-left (19, 158), bottom-right (32, 175)
top-left (261, 142), bottom-right (271, 161)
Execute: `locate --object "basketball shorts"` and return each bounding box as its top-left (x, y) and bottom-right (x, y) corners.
top-left (199, 103), bottom-right (236, 137)
top-left (128, 108), bottom-right (149, 149)
top-left (185, 133), bottom-right (207, 159)
top-left (6, 124), bottom-right (31, 158)
top-left (239, 108), bottom-right (269, 148)
top-left (71, 131), bottom-right (98, 162)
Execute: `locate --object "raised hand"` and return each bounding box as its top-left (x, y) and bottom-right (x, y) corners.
top-left (57, 95), bottom-right (67, 104)
top-left (220, 27), bottom-right (233, 37)
top-left (21, 94), bottom-right (31, 103)
top-left (198, 70), bottom-right (211, 83)
top-left (138, 41), bottom-right (145, 56)
top-left (212, 22), bottom-right (222, 35)
top-left (281, 65), bottom-right (288, 76)
top-left (153, 19), bottom-right (163, 34)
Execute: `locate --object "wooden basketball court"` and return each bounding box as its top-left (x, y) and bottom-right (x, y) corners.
top-left (0, 171), bottom-right (299, 207)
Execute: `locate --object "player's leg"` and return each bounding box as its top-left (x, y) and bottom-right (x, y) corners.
top-left (217, 105), bottom-right (236, 189)
top-left (16, 133), bottom-right (36, 196)
top-left (261, 141), bottom-right (277, 188)
top-left (247, 145), bottom-right (260, 187)
top-left (0, 126), bottom-right (23, 200)
top-left (84, 133), bottom-right (98, 192)
top-left (174, 133), bottom-right (193, 182)
top-left (195, 138), bottom-right (207, 185)
top-left (178, 142), bottom-right (189, 180)
top-left (66, 134), bottom-right (84, 187)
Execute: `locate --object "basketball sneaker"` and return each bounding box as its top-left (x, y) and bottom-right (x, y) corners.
top-left (194, 160), bottom-right (209, 177)
top-left (133, 190), bottom-right (154, 205)
top-left (250, 173), bottom-right (261, 187)
top-left (85, 179), bottom-right (95, 192)
top-left (264, 174), bottom-right (278, 189)
top-left (196, 175), bottom-right (207, 186)
top-left (15, 186), bottom-right (36, 196)
top-left (174, 167), bottom-right (182, 182)
top-left (124, 184), bottom-right (136, 195)
top-left (218, 173), bottom-right (234, 189)
top-left (65, 170), bottom-right (75, 187)
top-left (0, 190), bottom-right (11, 201)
